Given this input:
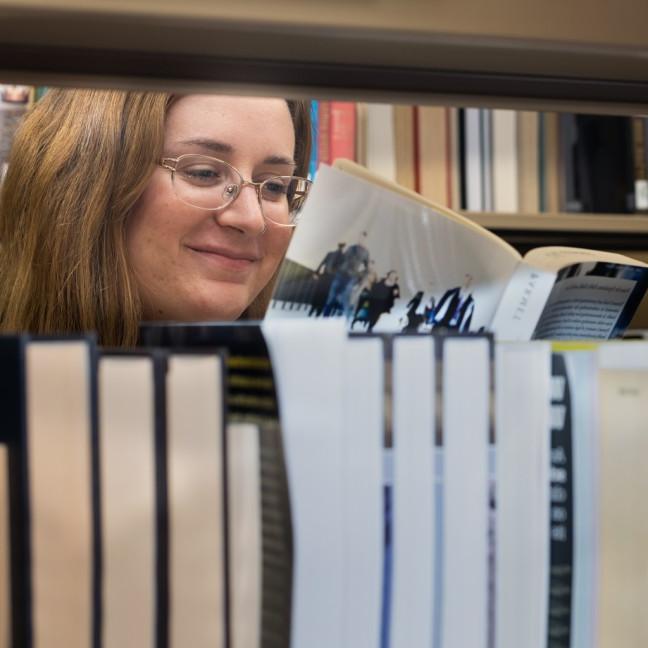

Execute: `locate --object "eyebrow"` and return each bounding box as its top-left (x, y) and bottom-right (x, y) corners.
top-left (178, 138), bottom-right (296, 166)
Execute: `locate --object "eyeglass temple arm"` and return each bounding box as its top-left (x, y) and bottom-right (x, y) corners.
top-left (160, 157), bottom-right (178, 171)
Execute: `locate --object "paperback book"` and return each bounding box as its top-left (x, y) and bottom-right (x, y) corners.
top-left (267, 160), bottom-right (648, 340)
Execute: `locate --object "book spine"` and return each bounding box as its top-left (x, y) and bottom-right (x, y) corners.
top-left (393, 105), bottom-right (416, 191)
top-left (317, 101), bottom-right (331, 167)
top-left (0, 339), bottom-right (31, 648)
top-left (547, 354), bottom-right (574, 648)
top-left (632, 116), bottom-right (648, 213)
top-left (464, 107), bottom-right (483, 211)
top-left (543, 113), bottom-right (561, 214)
top-left (329, 102), bottom-right (356, 164)
top-left (308, 100), bottom-right (319, 179)
top-left (517, 111), bottom-right (540, 214)
top-left (491, 109), bottom-right (519, 213)
top-left (154, 355), bottom-right (169, 648)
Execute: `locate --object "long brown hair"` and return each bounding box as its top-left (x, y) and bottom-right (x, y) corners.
top-left (0, 89), bottom-right (312, 345)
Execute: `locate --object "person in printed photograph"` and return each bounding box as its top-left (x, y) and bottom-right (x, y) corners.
top-left (432, 273), bottom-right (475, 332)
top-left (322, 230), bottom-right (370, 317)
top-left (366, 270), bottom-right (400, 332)
top-left (308, 241), bottom-right (346, 317)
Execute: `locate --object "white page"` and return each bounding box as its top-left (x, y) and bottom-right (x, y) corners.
top-left (99, 356), bottom-right (156, 648)
top-left (269, 164), bottom-right (520, 335)
top-left (343, 337), bottom-right (383, 648)
top-left (262, 319), bottom-right (348, 648)
top-left (391, 336), bottom-right (436, 647)
top-left (495, 342), bottom-right (550, 648)
top-left (441, 337), bottom-right (490, 648)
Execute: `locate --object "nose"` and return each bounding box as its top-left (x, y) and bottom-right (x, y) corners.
top-left (213, 182), bottom-right (266, 235)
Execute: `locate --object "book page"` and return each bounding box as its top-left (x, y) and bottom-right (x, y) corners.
top-left (491, 249), bottom-right (648, 341)
top-left (532, 262), bottom-right (648, 340)
top-left (523, 246), bottom-right (648, 272)
top-left (268, 164), bottom-right (520, 335)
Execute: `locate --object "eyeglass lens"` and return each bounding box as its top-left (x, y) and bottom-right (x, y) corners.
top-left (171, 154), bottom-right (310, 225)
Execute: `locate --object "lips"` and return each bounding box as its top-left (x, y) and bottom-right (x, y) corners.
top-left (188, 244), bottom-right (259, 262)
top-left (186, 244), bottom-right (260, 273)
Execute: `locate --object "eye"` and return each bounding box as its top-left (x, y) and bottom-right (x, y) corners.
top-left (178, 164), bottom-right (225, 186)
top-left (261, 177), bottom-right (290, 201)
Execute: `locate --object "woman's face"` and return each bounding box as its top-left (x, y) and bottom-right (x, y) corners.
top-left (127, 94), bottom-right (296, 321)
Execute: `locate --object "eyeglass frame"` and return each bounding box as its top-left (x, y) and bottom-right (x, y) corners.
top-left (159, 154), bottom-right (312, 228)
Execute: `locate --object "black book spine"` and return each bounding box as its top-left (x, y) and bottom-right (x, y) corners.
top-left (89, 343), bottom-right (102, 648)
top-left (458, 108), bottom-right (467, 211)
top-left (547, 354), bottom-right (574, 648)
top-left (153, 354), bottom-right (169, 648)
top-left (0, 336), bottom-right (32, 648)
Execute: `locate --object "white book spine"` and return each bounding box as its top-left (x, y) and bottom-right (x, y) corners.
top-left (465, 108), bottom-right (484, 212)
top-left (441, 338), bottom-right (490, 648)
top-left (391, 337), bottom-right (436, 647)
top-left (99, 357), bottom-right (156, 648)
top-left (365, 104), bottom-right (397, 182)
top-left (262, 319), bottom-right (348, 648)
top-left (495, 343), bottom-right (551, 648)
top-left (343, 338), bottom-right (383, 648)
top-left (167, 355), bottom-right (225, 648)
top-left (492, 110), bottom-right (519, 213)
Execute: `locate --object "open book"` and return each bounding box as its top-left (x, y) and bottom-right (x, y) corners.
top-left (267, 160), bottom-right (648, 340)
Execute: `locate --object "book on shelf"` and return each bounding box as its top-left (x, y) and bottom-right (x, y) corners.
top-left (268, 159), bottom-right (648, 341)
top-left (165, 351), bottom-right (228, 648)
top-left (98, 350), bottom-right (166, 648)
top-left (596, 342), bottom-right (648, 648)
top-left (0, 335), bottom-right (98, 648)
top-left (137, 322), bottom-right (294, 648)
top-left (6, 324), bottom-right (648, 648)
top-left (0, 439), bottom-right (9, 648)
top-left (310, 101), bottom-right (648, 217)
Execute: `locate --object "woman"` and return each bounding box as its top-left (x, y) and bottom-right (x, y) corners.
top-left (0, 89), bottom-right (312, 346)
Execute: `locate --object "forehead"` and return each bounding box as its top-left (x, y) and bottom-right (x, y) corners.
top-left (164, 94), bottom-right (295, 154)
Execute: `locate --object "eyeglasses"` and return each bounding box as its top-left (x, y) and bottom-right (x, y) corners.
top-left (159, 154), bottom-right (312, 227)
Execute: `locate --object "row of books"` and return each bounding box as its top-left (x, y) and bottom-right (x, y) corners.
top-left (0, 324), bottom-right (291, 648)
top-left (311, 101), bottom-right (646, 215)
top-left (2, 321), bottom-right (648, 648)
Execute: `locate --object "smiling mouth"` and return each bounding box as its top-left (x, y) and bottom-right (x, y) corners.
top-left (187, 245), bottom-right (259, 272)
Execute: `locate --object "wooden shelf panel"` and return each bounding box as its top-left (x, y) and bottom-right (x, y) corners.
top-left (1, 2), bottom-right (648, 110)
top-left (465, 212), bottom-right (648, 234)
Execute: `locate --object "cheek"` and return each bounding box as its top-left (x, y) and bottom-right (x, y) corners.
top-left (261, 227), bottom-right (292, 273)
top-left (127, 184), bottom-right (184, 272)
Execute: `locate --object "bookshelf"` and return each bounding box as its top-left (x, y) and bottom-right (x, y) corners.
top-left (0, 0), bottom-right (648, 111)
top-left (2, 6), bottom-right (648, 646)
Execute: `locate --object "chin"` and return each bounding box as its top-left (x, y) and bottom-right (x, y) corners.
top-left (188, 291), bottom-right (253, 322)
